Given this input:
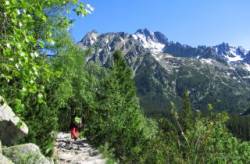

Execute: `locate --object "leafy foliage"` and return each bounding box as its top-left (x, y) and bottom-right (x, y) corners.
top-left (0, 0), bottom-right (89, 155)
top-left (156, 94), bottom-right (250, 163)
top-left (49, 30), bottom-right (96, 131)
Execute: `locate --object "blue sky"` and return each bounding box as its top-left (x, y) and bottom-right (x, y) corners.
top-left (70, 0), bottom-right (250, 49)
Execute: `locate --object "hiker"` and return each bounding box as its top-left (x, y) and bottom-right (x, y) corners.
top-left (70, 116), bottom-right (80, 140)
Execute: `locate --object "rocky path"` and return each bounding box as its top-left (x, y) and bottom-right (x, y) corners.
top-left (55, 132), bottom-right (107, 164)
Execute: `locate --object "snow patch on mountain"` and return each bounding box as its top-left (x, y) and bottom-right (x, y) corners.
top-left (214, 43), bottom-right (248, 63)
top-left (243, 63), bottom-right (250, 72)
top-left (151, 53), bottom-right (163, 61)
top-left (200, 58), bottom-right (214, 64)
top-left (226, 54), bottom-right (243, 62)
top-left (242, 75), bottom-right (250, 79)
top-left (132, 33), bottom-right (165, 54)
top-left (80, 31), bottom-right (98, 46)
top-left (152, 53), bottom-right (175, 61)
top-left (226, 48), bottom-right (244, 62)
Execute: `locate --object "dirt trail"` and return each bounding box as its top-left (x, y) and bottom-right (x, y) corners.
top-left (55, 132), bottom-right (106, 164)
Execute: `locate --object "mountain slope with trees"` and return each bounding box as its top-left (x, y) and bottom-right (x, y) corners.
top-left (79, 29), bottom-right (250, 114)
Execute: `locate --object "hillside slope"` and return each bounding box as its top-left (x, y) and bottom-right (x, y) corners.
top-left (78, 29), bottom-right (250, 114)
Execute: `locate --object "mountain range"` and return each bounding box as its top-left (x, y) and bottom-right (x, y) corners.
top-left (78, 28), bottom-right (250, 115)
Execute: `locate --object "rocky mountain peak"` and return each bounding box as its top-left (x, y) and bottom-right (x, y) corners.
top-left (236, 46), bottom-right (248, 56)
top-left (79, 29), bottom-right (250, 64)
top-left (135, 28), bottom-right (152, 37)
top-left (80, 30), bottom-right (99, 46)
top-left (213, 42), bottom-right (248, 62)
top-left (215, 42), bottom-right (230, 52)
top-left (154, 31), bottom-right (168, 44)
top-left (78, 29), bottom-right (250, 114)
top-left (135, 28), bottom-right (168, 44)
top-left (132, 29), bottom-right (166, 53)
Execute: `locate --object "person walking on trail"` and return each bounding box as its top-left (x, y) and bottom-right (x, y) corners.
top-left (70, 116), bottom-right (81, 141)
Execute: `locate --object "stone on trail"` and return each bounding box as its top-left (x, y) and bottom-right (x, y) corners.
top-left (55, 132), bottom-right (107, 164)
top-left (3, 143), bottom-right (52, 164)
top-left (0, 154), bottom-right (14, 164)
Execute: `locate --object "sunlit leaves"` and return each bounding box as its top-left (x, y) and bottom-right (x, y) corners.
top-left (0, 0), bottom-right (91, 155)
top-left (74, 2), bottom-right (92, 16)
top-left (14, 98), bottom-right (25, 115)
top-left (0, 0), bottom-right (91, 111)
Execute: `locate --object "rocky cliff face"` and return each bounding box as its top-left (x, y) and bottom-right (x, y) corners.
top-left (0, 96), bottom-right (52, 164)
top-left (78, 29), bottom-right (250, 114)
top-left (0, 96), bottom-right (28, 146)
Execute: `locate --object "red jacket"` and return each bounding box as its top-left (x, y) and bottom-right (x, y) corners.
top-left (70, 126), bottom-right (79, 140)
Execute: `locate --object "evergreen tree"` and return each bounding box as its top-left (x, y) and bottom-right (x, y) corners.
top-left (84, 51), bottom-right (157, 162)
top-left (110, 50), bottom-right (139, 108)
top-left (227, 114), bottom-right (250, 141)
top-left (179, 89), bottom-right (193, 131)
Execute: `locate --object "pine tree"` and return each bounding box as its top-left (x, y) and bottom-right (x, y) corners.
top-left (179, 89), bottom-right (193, 131)
top-left (84, 51), bottom-right (157, 162)
top-left (111, 50), bottom-right (139, 107)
